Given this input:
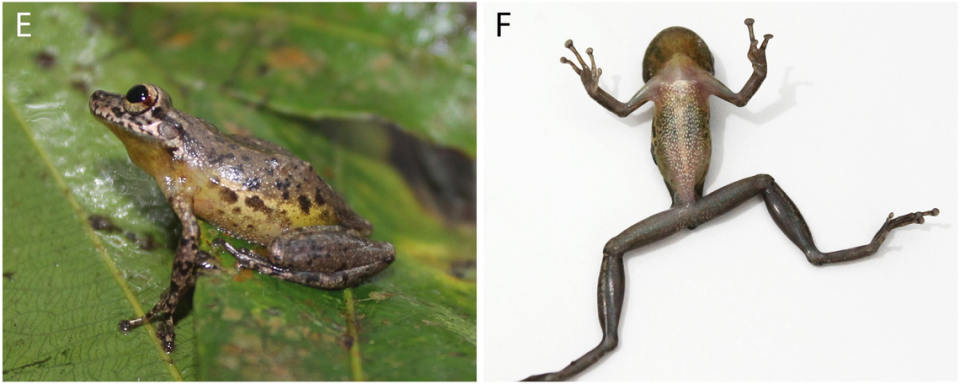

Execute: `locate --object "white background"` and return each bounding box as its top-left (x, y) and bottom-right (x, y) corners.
top-left (482, 3), bottom-right (957, 381)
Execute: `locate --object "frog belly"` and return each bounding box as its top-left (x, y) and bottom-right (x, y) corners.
top-left (652, 81), bottom-right (711, 205)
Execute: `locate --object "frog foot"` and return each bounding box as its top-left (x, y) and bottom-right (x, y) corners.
top-left (744, 18), bottom-right (773, 48)
top-left (155, 317), bottom-right (176, 353)
top-left (196, 250), bottom-right (222, 271)
top-left (559, 39), bottom-right (584, 75)
top-left (560, 40), bottom-right (602, 95)
top-left (118, 314), bottom-right (177, 352)
top-left (744, 18), bottom-right (772, 74)
top-left (219, 241), bottom-right (269, 271)
top-left (118, 318), bottom-right (143, 333)
top-left (872, 208), bottom-right (939, 243)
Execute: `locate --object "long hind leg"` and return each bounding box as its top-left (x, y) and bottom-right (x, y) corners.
top-left (523, 174), bottom-right (937, 381)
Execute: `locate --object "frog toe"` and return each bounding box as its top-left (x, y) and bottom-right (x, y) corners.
top-left (155, 319), bottom-right (177, 353)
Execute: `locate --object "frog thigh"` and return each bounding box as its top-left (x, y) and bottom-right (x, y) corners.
top-left (223, 229), bottom-right (395, 289)
top-left (268, 226), bottom-right (393, 271)
top-left (251, 259), bottom-right (393, 289)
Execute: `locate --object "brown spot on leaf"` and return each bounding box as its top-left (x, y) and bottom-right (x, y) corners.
top-left (34, 50), bottom-right (56, 69)
top-left (368, 291), bottom-right (393, 301)
top-left (369, 52), bottom-right (393, 72)
top-left (338, 335), bottom-right (354, 350)
top-left (70, 79), bottom-right (90, 94)
top-left (267, 46), bottom-right (319, 74)
top-left (135, 233), bottom-right (159, 251)
top-left (222, 307), bottom-right (244, 321)
top-left (256, 63), bottom-right (270, 77)
top-left (233, 269), bottom-right (254, 283)
top-left (88, 214), bottom-right (120, 233)
top-left (164, 32), bottom-right (196, 48)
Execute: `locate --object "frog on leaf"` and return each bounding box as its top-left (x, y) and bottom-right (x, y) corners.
top-left (89, 84), bottom-right (395, 352)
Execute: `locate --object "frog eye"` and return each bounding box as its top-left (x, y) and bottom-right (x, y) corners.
top-left (123, 84), bottom-right (156, 113)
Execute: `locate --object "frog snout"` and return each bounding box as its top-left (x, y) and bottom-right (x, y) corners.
top-left (88, 90), bottom-right (105, 108)
top-left (90, 90), bottom-right (110, 103)
top-left (88, 90), bottom-right (114, 113)
top-left (383, 243), bottom-right (396, 263)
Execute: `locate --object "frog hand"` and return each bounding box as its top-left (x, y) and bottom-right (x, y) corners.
top-left (561, 39), bottom-right (602, 97)
top-left (744, 18), bottom-right (773, 76)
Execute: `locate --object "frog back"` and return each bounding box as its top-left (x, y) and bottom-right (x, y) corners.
top-left (185, 126), bottom-right (369, 245)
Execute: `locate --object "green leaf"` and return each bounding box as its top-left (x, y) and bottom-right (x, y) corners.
top-left (96, 2), bottom-right (476, 157)
top-left (4, 3), bottom-right (475, 381)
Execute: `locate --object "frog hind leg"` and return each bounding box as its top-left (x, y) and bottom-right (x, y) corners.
top-left (223, 227), bottom-right (395, 289)
top-left (524, 173), bottom-right (937, 381)
top-left (118, 195), bottom-right (200, 353)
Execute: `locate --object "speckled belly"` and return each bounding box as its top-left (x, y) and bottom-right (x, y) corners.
top-left (651, 81), bottom-right (711, 205)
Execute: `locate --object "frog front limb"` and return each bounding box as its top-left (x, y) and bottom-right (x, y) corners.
top-left (118, 194), bottom-right (200, 353)
top-left (561, 41), bottom-right (655, 117)
top-left (705, 18), bottom-right (773, 107)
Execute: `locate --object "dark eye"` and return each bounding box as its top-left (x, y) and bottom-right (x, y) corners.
top-left (125, 84), bottom-right (154, 106)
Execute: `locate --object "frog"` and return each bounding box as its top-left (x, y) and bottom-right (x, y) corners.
top-left (89, 84), bottom-right (395, 353)
top-left (524, 19), bottom-right (939, 381)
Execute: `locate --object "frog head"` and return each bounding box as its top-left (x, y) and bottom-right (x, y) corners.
top-left (89, 84), bottom-right (185, 146)
top-left (642, 27), bottom-right (714, 83)
top-left (90, 84), bottom-right (191, 177)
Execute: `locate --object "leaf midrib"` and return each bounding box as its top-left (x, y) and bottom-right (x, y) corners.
top-left (343, 288), bottom-right (364, 381)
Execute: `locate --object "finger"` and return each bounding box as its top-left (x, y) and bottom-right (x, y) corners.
top-left (744, 18), bottom-right (758, 45)
top-left (586, 47), bottom-right (596, 72)
top-left (760, 34), bottom-right (773, 50)
top-left (565, 39), bottom-right (588, 68)
top-left (560, 56), bottom-right (582, 75)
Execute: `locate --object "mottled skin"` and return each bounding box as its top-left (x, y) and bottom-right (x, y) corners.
top-left (527, 19), bottom-right (939, 381)
top-left (89, 84), bottom-right (395, 352)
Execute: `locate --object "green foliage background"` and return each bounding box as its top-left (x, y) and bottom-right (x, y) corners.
top-left (3, 3), bottom-right (476, 381)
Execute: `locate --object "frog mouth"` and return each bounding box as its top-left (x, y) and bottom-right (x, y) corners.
top-left (89, 90), bottom-right (163, 137)
top-left (89, 90), bottom-right (125, 122)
